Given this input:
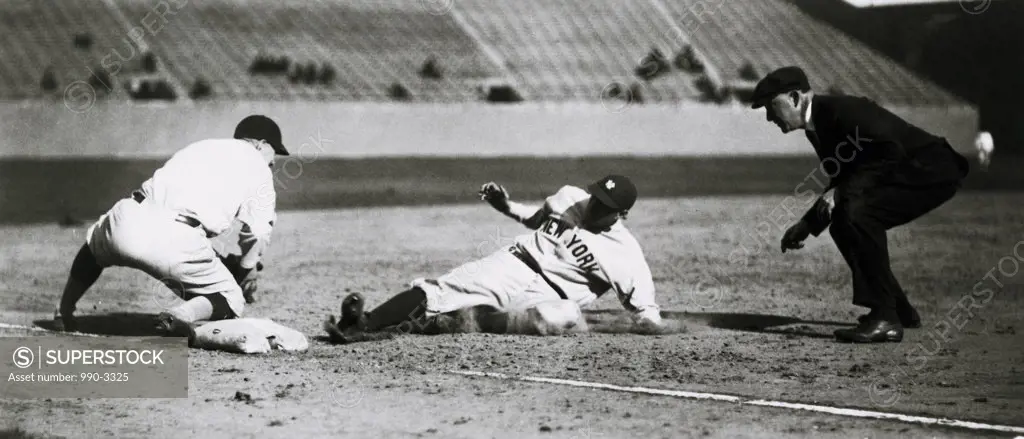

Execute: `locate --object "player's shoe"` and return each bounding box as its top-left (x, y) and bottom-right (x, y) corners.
top-left (323, 293), bottom-right (372, 343)
top-left (340, 293), bottom-right (368, 331)
top-left (155, 311), bottom-right (197, 345)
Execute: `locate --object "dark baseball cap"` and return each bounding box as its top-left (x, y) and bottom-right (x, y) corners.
top-left (750, 66), bottom-right (811, 109)
top-left (234, 115), bottom-right (289, 156)
top-left (587, 175), bottom-right (638, 212)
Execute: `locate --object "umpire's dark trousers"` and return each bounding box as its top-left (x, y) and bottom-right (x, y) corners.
top-left (828, 144), bottom-right (966, 314)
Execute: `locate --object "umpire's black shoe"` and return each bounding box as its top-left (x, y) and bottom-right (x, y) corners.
top-left (835, 319), bottom-right (904, 343)
top-left (858, 307), bottom-right (921, 329)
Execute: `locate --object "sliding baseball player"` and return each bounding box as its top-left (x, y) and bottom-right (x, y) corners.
top-left (325, 174), bottom-right (664, 342)
top-left (54, 115), bottom-right (289, 335)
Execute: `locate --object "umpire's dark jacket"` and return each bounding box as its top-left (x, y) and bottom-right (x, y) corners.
top-left (800, 94), bottom-right (970, 234)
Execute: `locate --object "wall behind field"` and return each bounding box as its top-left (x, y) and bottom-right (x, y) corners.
top-left (0, 101), bottom-right (977, 158)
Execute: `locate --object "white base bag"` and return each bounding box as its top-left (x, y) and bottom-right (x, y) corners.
top-left (191, 318), bottom-right (309, 354)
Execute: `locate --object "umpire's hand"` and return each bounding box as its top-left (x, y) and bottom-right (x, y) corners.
top-left (781, 220), bottom-right (811, 253)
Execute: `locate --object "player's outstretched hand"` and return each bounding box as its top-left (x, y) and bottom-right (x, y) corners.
top-left (478, 182), bottom-right (510, 212)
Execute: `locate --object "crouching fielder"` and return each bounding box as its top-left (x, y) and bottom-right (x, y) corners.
top-left (325, 174), bottom-right (664, 342)
top-left (54, 115), bottom-right (289, 335)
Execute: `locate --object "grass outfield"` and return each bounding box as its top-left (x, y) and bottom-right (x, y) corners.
top-left (2, 155), bottom-right (1022, 225)
top-left (1, 193), bottom-right (1022, 438)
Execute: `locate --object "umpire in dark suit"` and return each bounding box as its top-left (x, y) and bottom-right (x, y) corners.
top-left (751, 66), bottom-right (969, 343)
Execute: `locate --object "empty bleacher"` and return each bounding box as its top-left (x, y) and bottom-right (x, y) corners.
top-left (0, 0), bottom-right (966, 107)
top-left (658, 0), bottom-right (963, 106)
top-left (455, 0), bottom-right (705, 102)
top-left (117, 0), bottom-right (501, 101)
top-left (0, 0), bottom-right (150, 99)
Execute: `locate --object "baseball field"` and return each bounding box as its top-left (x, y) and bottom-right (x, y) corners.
top-left (1, 172), bottom-right (1022, 437)
top-left (1, 93), bottom-right (1022, 439)
top-left (1, 0), bottom-right (1020, 434)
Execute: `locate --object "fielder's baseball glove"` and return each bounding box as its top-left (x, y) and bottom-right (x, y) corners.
top-left (219, 253), bottom-right (263, 304)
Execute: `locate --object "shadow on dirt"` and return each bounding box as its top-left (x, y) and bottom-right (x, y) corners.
top-left (584, 310), bottom-right (855, 340)
top-left (312, 310), bottom-right (860, 342)
top-left (33, 312), bottom-right (163, 337)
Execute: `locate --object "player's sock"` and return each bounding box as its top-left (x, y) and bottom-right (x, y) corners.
top-left (167, 296), bottom-right (214, 323)
top-left (365, 288), bottom-right (428, 331)
top-left (167, 293), bottom-right (235, 323)
top-left (59, 244), bottom-right (104, 315)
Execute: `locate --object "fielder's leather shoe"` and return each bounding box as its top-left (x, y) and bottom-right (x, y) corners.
top-left (835, 319), bottom-right (904, 343)
top-left (858, 307), bottom-right (921, 329)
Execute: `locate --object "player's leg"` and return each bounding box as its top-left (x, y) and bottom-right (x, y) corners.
top-left (363, 287), bottom-right (428, 331)
top-left (328, 248), bottom-right (539, 339)
top-left (152, 246), bottom-right (245, 331)
top-left (333, 284), bottom-right (494, 336)
top-left (54, 244), bottom-right (105, 332)
top-left (478, 276), bottom-right (587, 335)
top-left (155, 293), bottom-right (235, 341)
top-left (54, 202), bottom-right (126, 332)
top-left (114, 210), bottom-right (244, 334)
top-left (497, 298), bottom-right (587, 335)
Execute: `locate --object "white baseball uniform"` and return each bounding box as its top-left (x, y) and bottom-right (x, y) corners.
top-left (84, 138), bottom-right (276, 317)
top-left (411, 185), bottom-right (662, 326)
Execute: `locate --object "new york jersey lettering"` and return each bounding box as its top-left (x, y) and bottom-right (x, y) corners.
top-left (537, 217), bottom-right (599, 273)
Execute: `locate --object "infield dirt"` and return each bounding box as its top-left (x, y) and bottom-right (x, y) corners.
top-left (1, 193), bottom-right (1022, 438)
top-left (3, 155), bottom-right (1023, 225)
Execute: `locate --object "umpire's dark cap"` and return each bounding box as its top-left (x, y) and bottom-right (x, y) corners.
top-left (588, 175), bottom-right (638, 212)
top-left (750, 66), bottom-right (811, 109)
top-left (234, 115), bottom-right (289, 156)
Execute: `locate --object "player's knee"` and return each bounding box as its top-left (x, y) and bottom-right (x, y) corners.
top-left (69, 244), bottom-right (103, 281)
top-left (208, 293), bottom-right (238, 320)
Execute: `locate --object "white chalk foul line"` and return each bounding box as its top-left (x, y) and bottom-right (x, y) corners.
top-left (0, 322), bottom-right (109, 338)
top-left (451, 370), bottom-right (1024, 435)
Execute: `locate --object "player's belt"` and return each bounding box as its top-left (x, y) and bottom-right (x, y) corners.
top-left (131, 191), bottom-right (203, 230)
top-left (508, 245), bottom-right (569, 300)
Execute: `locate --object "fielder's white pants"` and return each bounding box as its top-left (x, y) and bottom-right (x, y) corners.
top-left (85, 198), bottom-right (245, 317)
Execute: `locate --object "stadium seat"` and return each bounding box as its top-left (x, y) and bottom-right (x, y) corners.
top-left (0, 0), bottom-right (966, 106)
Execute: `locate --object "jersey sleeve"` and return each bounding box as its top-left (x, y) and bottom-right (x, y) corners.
top-left (236, 166), bottom-right (276, 269)
top-left (543, 185), bottom-right (589, 222)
